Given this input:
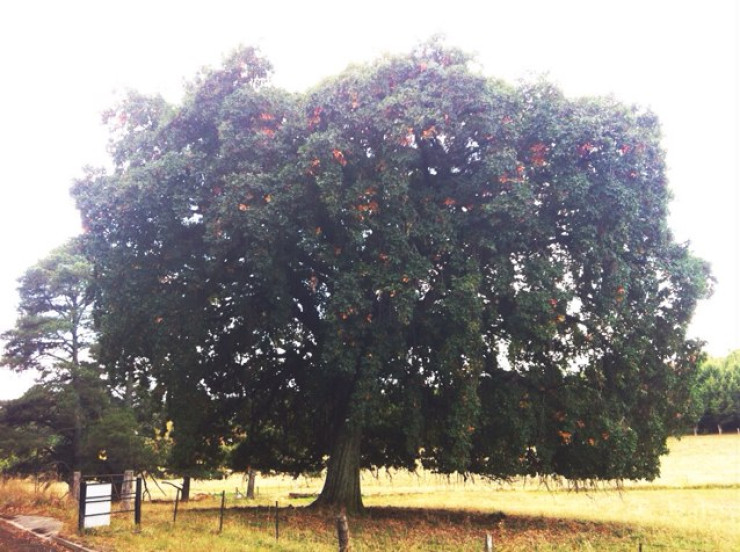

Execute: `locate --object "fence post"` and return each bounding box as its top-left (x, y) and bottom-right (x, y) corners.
top-left (337, 509), bottom-right (350, 552)
top-left (485, 532), bottom-right (493, 551)
top-left (275, 501), bottom-right (279, 541)
top-left (122, 470), bottom-right (134, 511)
top-left (72, 472), bottom-right (81, 502)
top-left (218, 491), bottom-right (226, 533)
top-left (77, 479), bottom-right (87, 534)
top-left (134, 477), bottom-right (142, 528)
top-left (173, 488), bottom-right (180, 523)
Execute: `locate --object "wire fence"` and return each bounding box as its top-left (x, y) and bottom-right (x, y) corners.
top-left (63, 472), bottom-right (730, 551)
top-left (116, 488), bottom-right (721, 551)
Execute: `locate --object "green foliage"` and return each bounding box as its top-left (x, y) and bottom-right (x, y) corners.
top-left (1, 239), bottom-right (94, 374)
top-left (72, 40), bottom-right (711, 510)
top-left (0, 373), bottom-right (95, 477)
top-left (694, 350), bottom-right (740, 432)
top-left (0, 371), bottom-right (163, 481)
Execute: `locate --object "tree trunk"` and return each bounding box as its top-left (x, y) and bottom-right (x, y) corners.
top-left (311, 421), bottom-right (363, 514)
top-left (337, 510), bottom-right (350, 551)
top-left (181, 475), bottom-right (191, 502)
top-left (71, 377), bottom-right (83, 478)
top-left (246, 467), bottom-right (256, 499)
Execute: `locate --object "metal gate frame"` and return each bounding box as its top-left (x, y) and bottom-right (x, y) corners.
top-left (78, 474), bottom-right (141, 533)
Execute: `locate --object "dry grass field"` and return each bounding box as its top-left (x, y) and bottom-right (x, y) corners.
top-left (2, 434), bottom-right (738, 550)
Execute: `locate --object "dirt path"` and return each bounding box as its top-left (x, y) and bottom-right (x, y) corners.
top-left (0, 518), bottom-right (69, 551)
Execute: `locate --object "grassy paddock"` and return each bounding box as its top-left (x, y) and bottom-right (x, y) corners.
top-left (1, 434), bottom-right (738, 550)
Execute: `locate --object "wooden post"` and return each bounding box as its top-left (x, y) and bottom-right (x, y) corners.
top-left (275, 501), bottom-right (279, 541)
top-left (134, 477), bottom-right (142, 528)
top-left (337, 509), bottom-right (350, 552)
top-left (77, 479), bottom-right (87, 534)
top-left (173, 488), bottom-right (180, 523)
top-left (72, 472), bottom-right (81, 501)
top-left (122, 470), bottom-right (134, 511)
top-left (218, 491), bottom-right (226, 533)
top-left (485, 532), bottom-right (493, 551)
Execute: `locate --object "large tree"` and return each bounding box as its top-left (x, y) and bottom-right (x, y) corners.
top-left (73, 42), bottom-right (711, 512)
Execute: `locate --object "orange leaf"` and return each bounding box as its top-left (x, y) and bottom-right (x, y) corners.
top-left (309, 275), bottom-right (319, 292)
top-left (306, 158), bottom-right (321, 176)
top-left (578, 142), bottom-right (596, 156)
top-left (308, 106), bottom-right (323, 129)
top-left (399, 127), bottom-right (415, 147)
top-left (332, 148), bottom-right (347, 166)
top-left (530, 142), bottom-right (547, 166)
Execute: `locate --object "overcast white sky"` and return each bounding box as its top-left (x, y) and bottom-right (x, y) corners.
top-left (1, 0), bottom-right (738, 399)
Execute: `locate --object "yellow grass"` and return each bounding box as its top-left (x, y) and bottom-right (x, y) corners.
top-left (2, 434), bottom-right (739, 550)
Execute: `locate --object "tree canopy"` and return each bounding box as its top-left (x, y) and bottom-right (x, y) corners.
top-left (72, 42), bottom-right (711, 512)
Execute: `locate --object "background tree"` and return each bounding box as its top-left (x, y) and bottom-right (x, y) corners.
top-left (694, 350), bottom-right (740, 433)
top-left (73, 41), bottom-right (711, 513)
top-left (1, 240), bottom-right (96, 478)
top-left (0, 240), bottom-right (155, 482)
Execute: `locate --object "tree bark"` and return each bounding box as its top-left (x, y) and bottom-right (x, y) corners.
top-left (337, 510), bottom-right (350, 551)
top-left (181, 475), bottom-right (191, 502)
top-left (246, 467), bottom-right (256, 499)
top-left (311, 421), bottom-right (363, 514)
